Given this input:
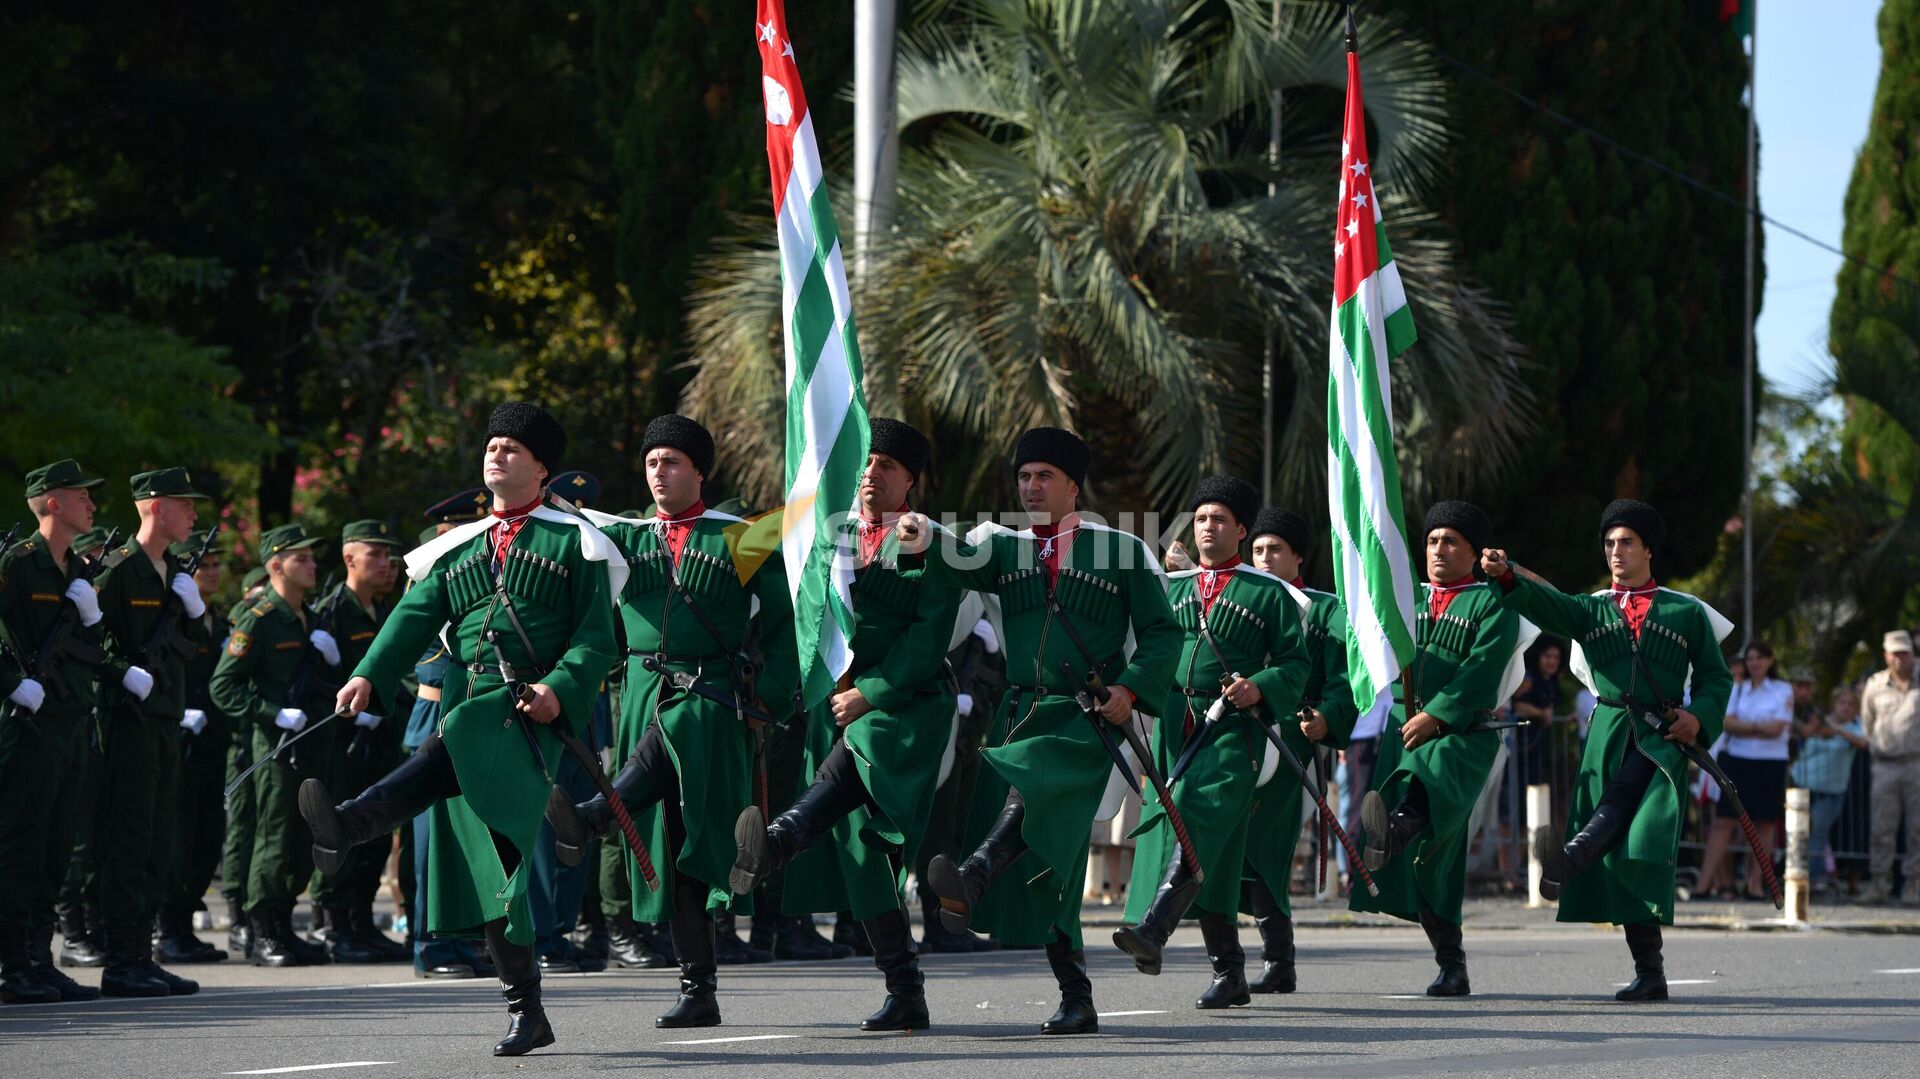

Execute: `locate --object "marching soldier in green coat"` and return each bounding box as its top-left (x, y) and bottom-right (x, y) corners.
top-left (211, 523), bottom-right (341, 969)
top-left (547, 414), bottom-right (799, 1031)
top-left (729, 418), bottom-right (963, 1032)
top-left (898, 427), bottom-right (1182, 1036)
top-left (302, 402), bottom-right (620, 1056)
top-left (0, 460), bottom-right (109, 1005)
top-left (92, 468), bottom-right (214, 997)
top-left (158, 529), bottom-right (233, 965)
top-left (1239, 507), bottom-right (1359, 994)
top-left (1482, 500), bottom-right (1733, 1002)
top-left (307, 519), bottom-right (406, 964)
top-left (1351, 501), bottom-right (1525, 998)
top-left (1112, 477), bottom-right (1310, 1010)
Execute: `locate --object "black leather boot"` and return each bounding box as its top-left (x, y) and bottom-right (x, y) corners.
top-left (1195, 912), bottom-right (1250, 1009)
top-left (775, 914), bottom-right (848, 960)
top-left (485, 920), bottom-right (555, 1056)
top-left (351, 903), bottom-right (409, 962)
top-left (156, 908), bottom-right (226, 964)
top-left (1616, 922), bottom-right (1668, 1003)
top-left (250, 907), bottom-right (324, 968)
top-left (835, 912), bottom-right (873, 958)
top-left (715, 913), bottom-right (773, 965)
top-left (730, 792), bottom-right (834, 896)
top-left (657, 877), bottom-right (721, 1028)
top-left (1536, 804), bottom-right (1625, 902)
top-left (1040, 931), bottom-right (1098, 1035)
top-left (99, 925), bottom-right (169, 998)
top-left (27, 924), bottom-right (99, 1001)
top-left (302, 754), bottom-right (445, 877)
top-left (1, 928), bottom-right (60, 1005)
top-left (927, 793), bottom-right (1027, 934)
top-left (225, 897), bottom-right (252, 959)
top-left (58, 906), bottom-right (105, 968)
top-left (1246, 882), bottom-right (1295, 993)
top-left (324, 906), bottom-right (383, 963)
top-left (135, 927), bottom-right (200, 996)
top-left (859, 909), bottom-right (929, 1031)
top-left (1419, 911), bottom-right (1469, 997)
top-left (1112, 843), bottom-right (1199, 976)
top-left (918, 885), bottom-right (991, 953)
top-left (608, 911), bottom-right (669, 969)
top-left (283, 907), bottom-right (332, 965)
top-left (1361, 789), bottom-right (1429, 872)
top-left (552, 737), bottom-right (659, 869)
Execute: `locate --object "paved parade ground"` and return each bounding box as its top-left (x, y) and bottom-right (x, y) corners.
top-left (7, 917), bottom-right (1919, 1079)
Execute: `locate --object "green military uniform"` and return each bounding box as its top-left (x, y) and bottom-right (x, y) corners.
top-left (91, 469), bottom-right (214, 991)
top-left (160, 532), bottom-right (232, 958)
top-left (1349, 580), bottom-right (1521, 924)
top-left (581, 505), bottom-right (797, 919)
top-left (1495, 573), bottom-right (1732, 925)
top-left (780, 524), bottom-right (964, 921)
top-left (219, 588), bottom-right (263, 949)
top-left (210, 526), bottom-right (337, 940)
top-left (925, 520), bottom-right (1180, 948)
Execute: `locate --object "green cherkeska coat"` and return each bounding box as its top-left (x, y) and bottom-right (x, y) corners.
top-left (1122, 565), bottom-right (1309, 923)
top-left (921, 521), bottom-right (1180, 948)
top-left (353, 511), bottom-right (618, 946)
top-left (1494, 572), bottom-right (1733, 926)
top-left (1241, 585), bottom-right (1360, 917)
top-left (581, 508), bottom-right (798, 920)
top-left (782, 527), bottom-right (964, 920)
top-left (1349, 582), bottom-right (1520, 925)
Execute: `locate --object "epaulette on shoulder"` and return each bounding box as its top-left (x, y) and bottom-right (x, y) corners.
top-left (100, 542), bottom-right (138, 569)
top-left (247, 600), bottom-right (274, 619)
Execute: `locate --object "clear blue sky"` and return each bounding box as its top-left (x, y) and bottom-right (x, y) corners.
top-left (1755, 1), bottom-right (1883, 393)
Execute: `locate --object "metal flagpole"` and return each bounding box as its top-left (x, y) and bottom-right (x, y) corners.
top-left (853, 0), bottom-right (900, 286)
top-left (1261, 0), bottom-right (1283, 504)
top-left (1740, 10), bottom-right (1757, 652)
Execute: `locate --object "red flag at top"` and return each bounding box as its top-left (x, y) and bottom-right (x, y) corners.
top-left (757, 0), bottom-right (811, 216)
top-left (1332, 51), bottom-right (1382, 308)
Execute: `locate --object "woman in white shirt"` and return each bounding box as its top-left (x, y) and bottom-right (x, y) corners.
top-left (1694, 642), bottom-right (1794, 900)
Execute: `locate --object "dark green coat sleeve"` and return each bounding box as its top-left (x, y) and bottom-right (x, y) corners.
top-left (1248, 591), bottom-right (1310, 729)
top-left (353, 568), bottom-right (452, 709)
top-left (538, 547), bottom-right (618, 735)
top-left (920, 531), bottom-right (1008, 594)
top-left (210, 612), bottom-right (275, 727)
top-left (1683, 605), bottom-right (1734, 746)
top-left (1423, 603), bottom-right (1520, 733)
top-left (1314, 601), bottom-right (1358, 745)
top-left (1493, 569), bottom-right (1602, 641)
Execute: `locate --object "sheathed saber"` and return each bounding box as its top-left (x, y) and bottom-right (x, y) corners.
top-left (639, 656), bottom-right (780, 728)
top-left (1249, 709), bottom-right (1380, 897)
top-left (223, 708), bottom-right (350, 805)
top-left (491, 632), bottom-right (659, 892)
top-left (1069, 662), bottom-right (1203, 883)
top-left (1167, 684), bottom-right (1233, 786)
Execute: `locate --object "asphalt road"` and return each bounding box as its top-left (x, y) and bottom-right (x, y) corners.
top-left (6, 923), bottom-right (1919, 1078)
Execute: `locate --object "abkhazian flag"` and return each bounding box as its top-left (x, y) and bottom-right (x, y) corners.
top-left (757, 0), bottom-right (871, 708)
top-left (1326, 45), bottom-right (1419, 718)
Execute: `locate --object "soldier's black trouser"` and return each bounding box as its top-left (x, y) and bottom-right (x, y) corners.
top-left (165, 721), bottom-right (231, 922)
top-left (95, 706), bottom-right (181, 953)
top-left (0, 711), bottom-right (90, 937)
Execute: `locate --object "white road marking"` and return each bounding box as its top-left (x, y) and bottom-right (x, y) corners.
top-left (1874, 968), bottom-right (1920, 974)
top-left (1379, 994), bottom-right (1425, 999)
top-left (225, 1064), bottom-right (395, 1076)
top-left (1097, 1009), bottom-right (1170, 1017)
top-left (1613, 979), bottom-right (1716, 986)
top-left (659, 1034), bottom-right (801, 1046)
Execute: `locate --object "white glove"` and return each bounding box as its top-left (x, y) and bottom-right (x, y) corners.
top-left (121, 666), bottom-right (155, 701)
top-left (309, 630), bottom-right (340, 667)
top-left (353, 711), bottom-right (383, 729)
top-left (170, 573), bottom-right (206, 618)
top-left (7, 678), bottom-right (45, 714)
top-left (971, 617), bottom-right (1000, 655)
top-left (956, 693), bottom-right (974, 717)
top-left (180, 709), bottom-right (209, 735)
top-left (64, 579), bottom-right (103, 626)
top-left (274, 708), bottom-right (308, 732)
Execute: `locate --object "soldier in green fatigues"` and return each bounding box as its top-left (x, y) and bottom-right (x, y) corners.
top-left (1112, 477), bottom-right (1310, 1011)
top-left (306, 519), bottom-right (406, 963)
top-left (212, 524), bottom-right (342, 968)
top-left (219, 567), bottom-right (269, 959)
top-left (91, 469), bottom-right (215, 998)
top-left (53, 523), bottom-right (118, 972)
top-left (903, 427), bottom-right (1182, 1037)
top-left (728, 418), bottom-right (963, 1032)
top-left (1351, 501), bottom-right (1525, 997)
top-left (0, 460), bottom-right (110, 1005)
top-left (303, 402), bottom-right (619, 1057)
top-left (1237, 507), bottom-right (1360, 994)
top-left (1482, 500), bottom-right (1733, 1002)
top-left (157, 529), bottom-right (233, 965)
top-left (546, 414), bottom-right (799, 1031)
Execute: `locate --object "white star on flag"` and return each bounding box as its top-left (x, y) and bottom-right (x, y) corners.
top-left (1344, 218), bottom-right (1359, 237)
top-left (782, 39), bottom-right (794, 59)
top-left (758, 20), bottom-right (777, 44)
top-left (1350, 160), bottom-right (1368, 177)
top-left (1352, 192), bottom-right (1369, 209)
top-left (1335, 241), bottom-right (1347, 258)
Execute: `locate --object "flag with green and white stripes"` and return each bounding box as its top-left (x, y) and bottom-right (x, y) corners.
top-left (758, 0), bottom-right (870, 708)
top-left (1326, 45), bottom-right (1418, 717)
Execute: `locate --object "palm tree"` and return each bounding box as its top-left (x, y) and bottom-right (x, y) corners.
top-left (682, 0), bottom-right (1528, 521)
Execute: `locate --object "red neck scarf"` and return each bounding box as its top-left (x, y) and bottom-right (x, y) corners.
top-left (1428, 575), bottom-right (1477, 619)
top-left (490, 494), bottom-right (544, 567)
top-left (1197, 556), bottom-right (1240, 616)
top-left (1610, 578), bottom-right (1658, 640)
top-left (656, 501), bottom-right (706, 568)
top-left (857, 505), bottom-right (909, 567)
top-left (1290, 575), bottom-right (1307, 590)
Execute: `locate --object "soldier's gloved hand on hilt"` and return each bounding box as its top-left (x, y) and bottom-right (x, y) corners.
top-left (309, 629), bottom-right (340, 667)
top-left (354, 711), bottom-right (382, 729)
top-left (180, 709), bottom-right (209, 735)
top-left (64, 579), bottom-right (103, 626)
top-left (274, 707), bottom-right (308, 732)
top-left (7, 678), bottom-right (46, 714)
top-left (121, 665), bottom-right (155, 701)
top-left (170, 572), bottom-right (206, 618)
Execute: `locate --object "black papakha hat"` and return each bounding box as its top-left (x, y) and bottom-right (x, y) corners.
top-left (640, 414), bottom-right (715, 477)
top-left (1190, 475), bottom-right (1260, 531)
top-left (1599, 498), bottom-right (1666, 553)
top-left (485, 402), bottom-right (567, 475)
top-left (1013, 427), bottom-right (1090, 487)
top-left (1423, 500), bottom-right (1490, 552)
top-left (868, 418), bottom-right (931, 479)
top-left (1251, 507), bottom-right (1312, 558)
